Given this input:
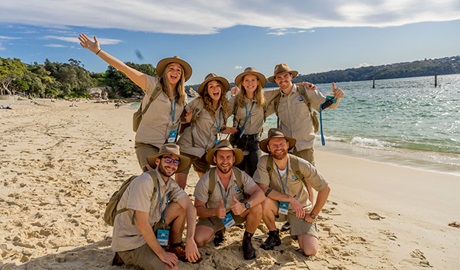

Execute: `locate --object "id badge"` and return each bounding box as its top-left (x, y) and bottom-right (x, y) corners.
top-left (278, 201), bottom-right (290, 215)
top-left (216, 133), bottom-right (222, 144)
top-left (156, 229), bottom-right (170, 246)
top-left (168, 130), bottom-right (178, 143)
top-left (222, 213), bottom-right (235, 229)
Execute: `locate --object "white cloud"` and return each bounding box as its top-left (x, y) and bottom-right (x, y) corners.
top-left (234, 66), bottom-right (243, 70)
top-left (0, 1), bottom-right (459, 35)
top-left (44, 35), bottom-right (122, 45)
top-left (0, 35), bottom-right (20, 40)
top-left (45, 44), bottom-right (66, 48)
top-left (357, 63), bottom-right (373, 68)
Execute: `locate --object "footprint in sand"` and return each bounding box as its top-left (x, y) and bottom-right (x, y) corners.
top-left (368, 212), bottom-right (385, 220)
top-left (410, 249), bottom-right (432, 267)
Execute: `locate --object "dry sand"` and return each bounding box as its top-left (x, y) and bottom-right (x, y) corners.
top-left (0, 99), bottom-right (459, 269)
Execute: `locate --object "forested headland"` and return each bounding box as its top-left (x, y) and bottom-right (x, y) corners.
top-left (1, 55), bottom-right (459, 99)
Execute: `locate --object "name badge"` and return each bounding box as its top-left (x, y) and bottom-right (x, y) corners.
top-left (278, 201), bottom-right (290, 215)
top-left (222, 213), bottom-right (235, 229)
top-left (156, 229), bottom-right (170, 246)
top-left (168, 130), bottom-right (178, 143)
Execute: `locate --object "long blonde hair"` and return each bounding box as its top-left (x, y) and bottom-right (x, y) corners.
top-left (236, 75), bottom-right (265, 108)
top-left (201, 81), bottom-right (229, 125)
top-left (159, 63), bottom-right (187, 105)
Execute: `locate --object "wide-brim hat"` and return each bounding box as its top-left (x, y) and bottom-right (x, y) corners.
top-left (267, 63), bottom-right (298, 83)
top-left (234, 67), bottom-right (266, 88)
top-left (259, 128), bottom-right (296, 153)
top-left (205, 140), bottom-right (244, 166)
top-left (198, 73), bottom-right (230, 96)
top-left (156, 56), bottom-right (192, 82)
top-left (146, 143), bottom-right (191, 173)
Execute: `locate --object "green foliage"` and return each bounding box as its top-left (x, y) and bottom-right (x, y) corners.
top-left (105, 62), bottom-right (156, 98)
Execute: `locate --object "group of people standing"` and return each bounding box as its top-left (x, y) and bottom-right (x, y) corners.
top-left (79, 33), bottom-right (344, 270)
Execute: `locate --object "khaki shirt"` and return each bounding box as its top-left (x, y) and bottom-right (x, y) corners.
top-left (177, 98), bottom-right (224, 157)
top-left (194, 168), bottom-right (256, 211)
top-left (265, 84), bottom-right (326, 151)
top-left (135, 75), bottom-right (185, 147)
top-left (227, 96), bottom-right (264, 135)
top-left (112, 170), bottom-right (187, 252)
top-left (253, 154), bottom-right (329, 211)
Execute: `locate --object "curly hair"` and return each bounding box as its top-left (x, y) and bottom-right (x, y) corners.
top-left (201, 81), bottom-right (229, 126)
top-left (159, 63), bottom-right (187, 105)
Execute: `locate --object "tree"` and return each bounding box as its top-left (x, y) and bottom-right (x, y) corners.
top-left (0, 58), bottom-right (27, 95)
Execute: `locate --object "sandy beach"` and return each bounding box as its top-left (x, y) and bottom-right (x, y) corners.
top-left (1, 99), bottom-right (459, 270)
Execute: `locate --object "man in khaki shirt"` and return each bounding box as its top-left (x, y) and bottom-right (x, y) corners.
top-left (193, 140), bottom-right (265, 260)
top-left (253, 128), bottom-right (331, 256)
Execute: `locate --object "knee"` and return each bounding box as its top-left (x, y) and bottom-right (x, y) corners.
top-left (250, 204), bottom-right (263, 218)
top-left (302, 245), bottom-right (318, 257)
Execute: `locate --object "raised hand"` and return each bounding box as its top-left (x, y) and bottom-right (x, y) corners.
top-left (216, 200), bottom-right (226, 219)
top-left (230, 196), bottom-right (245, 215)
top-left (331, 82), bottom-right (344, 99)
top-left (78, 34), bottom-right (100, 54)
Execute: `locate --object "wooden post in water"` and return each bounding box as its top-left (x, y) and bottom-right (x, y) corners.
top-left (434, 75), bottom-right (438, 87)
top-left (372, 77), bottom-right (375, 88)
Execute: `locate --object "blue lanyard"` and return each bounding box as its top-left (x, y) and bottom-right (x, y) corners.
top-left (276, 164), bottom-right (289, 194)
top-left (215, 109), bottom-right (222, 133)
top-left (319, 106), bottom-right (325, 146)
top-left (170, 99), bottom-right (176, 123)
top-left (239, 101), bottom-right (255, 137)
top-left (217, 179), bottom-right (232, 208)
top-left (157, 179), bottom-right (169, 222)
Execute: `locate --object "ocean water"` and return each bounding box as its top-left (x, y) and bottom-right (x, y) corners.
top-left (263, 74), bottom-right (460, 175)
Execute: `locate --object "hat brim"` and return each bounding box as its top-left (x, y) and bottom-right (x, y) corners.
top-left (205, 148), bottom-right (244, 166)
top-left (259, 136), bottom-right (296, 153)
top-left (146, 152), bottom-right (191, 173)
top-left (156, 57), bottom-right (192, 82)
top-left (267, 71), bottom-right (298, 83)
top-left (198, 76), bottom-right (230, 96)
top-left (235, 71), bottom-right (266, 88)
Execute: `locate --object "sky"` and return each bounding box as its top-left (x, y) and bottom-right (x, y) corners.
top-left (1, 0), bottom-right (460, 85)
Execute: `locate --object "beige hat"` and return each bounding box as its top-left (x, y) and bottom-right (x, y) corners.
top-left (146, 143), bottom-right (191, 173)
top-left (156, 56), bottom-right (192, 82)
top-left (198, 73), bottom-right (230, 96)
top-left (259, 128), bottom-right (296, 153)
top-left (267, 63), bottom-right (298, 83)
top-left (234, 67), bottom-right (267, 88)
top-left (205, 140), bottom-right (244, 166)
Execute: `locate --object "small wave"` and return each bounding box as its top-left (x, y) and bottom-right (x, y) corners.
top-left (350, 137), bottom-right (397, 149)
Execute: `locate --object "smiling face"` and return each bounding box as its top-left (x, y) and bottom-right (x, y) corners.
top-left (165, 63), bottom-right (183, 86)
top-left (155, 154), bottom-right (180, 177)
top-left (214, 150), bottom-right (235, 174)
top-left (267, 137), bottom-right (289, 160)
top-left (274, 72), bottom-right (293, 91)
top-left (206, 80), bottom-right (222, 102)
top-left (242, 74), bottom-right (259, 96)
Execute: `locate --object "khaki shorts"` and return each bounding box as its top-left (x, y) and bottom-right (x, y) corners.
top-left (197, 213), bottom-right (246, 232)
top-left (135, 142), bottom-right (159, 170)
top-left (180, 152), bottom-right (209, 174)
top-left (293, 147), bottom-right (315, 166)
top-left (274, 204), bottom-right (318, 239)
top-left (118, 243), bottom-right (165, 270)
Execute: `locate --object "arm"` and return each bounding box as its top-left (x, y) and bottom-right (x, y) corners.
top-left (257, 183), bottom-right (305, 218)
top-left (78, 34), bottom-right (147, 91)
top-left (134, 210), bottom-right (178, 267)
top-left (194, 198), bottom-right (226, 219)
top-left (176, 196), bottom-right (201, 263)
top-left (230, 185), bottom-right (265, 215)
top-left (304, 185), bottom-right (331, 223)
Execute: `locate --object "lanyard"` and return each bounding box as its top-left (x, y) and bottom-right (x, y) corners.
top-left (215, 109), bottom-right (223, 133)
top-left (217, 179), bottom-right (232, 208)
top-left (157, 179), bottom-right (169, 223)
top-left (238, 101), bottom-right (255, 138)
top-left (170, 99), bottom-right (176, 123)
top-left (276, 164), bottom-right (289, 194)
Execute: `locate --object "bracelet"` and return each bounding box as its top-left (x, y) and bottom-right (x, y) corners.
top-left (265, 188), bottom-right (272, 197)
top-left (95, 49), bottom-right (102, 55)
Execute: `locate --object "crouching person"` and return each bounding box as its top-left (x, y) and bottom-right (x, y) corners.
top-left (193, 140), bottom-right (265, 260)
top-left (112, 143), bottom-right (200, 270)
top-left (254, 128), bottom-right (331, 256)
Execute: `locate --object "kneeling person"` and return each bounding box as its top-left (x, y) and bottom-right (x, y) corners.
top-left (193, 140), bottom-right (265, 260)
top-left (254, 128), bottom-right (331, 256)
top-left (112, 143), bottom-right (200, 270)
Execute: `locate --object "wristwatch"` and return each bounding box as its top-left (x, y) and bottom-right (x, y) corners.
top-left (309, 213), bottom-right (317, 220)
top-left (245, 202), bottom-right (251, 209)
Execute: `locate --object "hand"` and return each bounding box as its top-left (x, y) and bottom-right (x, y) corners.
top-left (184, 110), bottom-right (193, 123)
top-left (78, 34), bottom-right (100, 54)
top-left (158, 250), bottom-right (178, 268)
top-left (331, 82), bottom-right (344, 99)
top-left (230, 196), bottom-right (245, 216)
top-left (289, 197), bottom-right (305, 219)
top-left (231, 86), bottom-right (239, 96)
top-left (216, 200), bottom-right (226, 219)
top-left (185, 238), bottom-right (201, 263)
top-left (296, 81), bottom-right (317, 91)
top-left (221, 126), bottom-right (238, 134)
top-left (303, 211), bottom-right (316, 224)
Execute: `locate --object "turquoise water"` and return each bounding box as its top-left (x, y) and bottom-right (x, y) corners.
top-left (263, 74), bottom-right (460, 175)
top-left (128, 74), bottom-right (460, 175)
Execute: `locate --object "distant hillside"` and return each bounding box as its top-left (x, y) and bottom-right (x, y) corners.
top-left (262, 56), bottom-right (460, 87)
